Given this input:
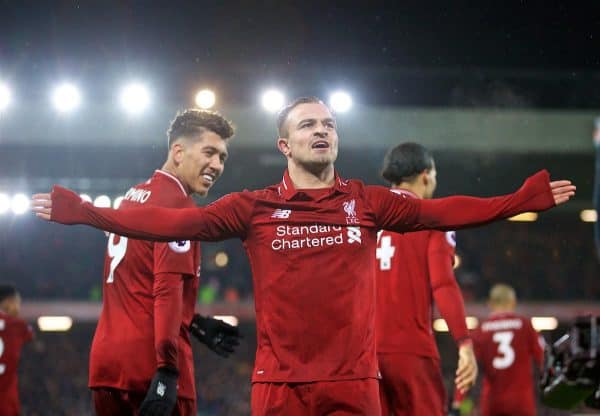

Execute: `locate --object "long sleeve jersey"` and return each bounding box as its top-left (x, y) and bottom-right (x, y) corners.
top-left (48, 169), bottom-right (555, 382)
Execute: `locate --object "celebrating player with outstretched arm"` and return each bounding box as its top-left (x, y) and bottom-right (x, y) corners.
top-left (32, 97), bottom-right (575, 416)
top-left (375, 142), bottom-right (477, 416)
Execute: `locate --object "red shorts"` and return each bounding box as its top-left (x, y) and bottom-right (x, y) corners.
top-left (377, 353), bottom-right (446, 416)
top-left (92, 388), bottom-right (195, 416)
top-left (251, 378), bottom-right (381, 416)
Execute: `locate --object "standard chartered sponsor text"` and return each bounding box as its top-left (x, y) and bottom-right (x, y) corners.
top-left (272, 224), bottom-right (345, 251)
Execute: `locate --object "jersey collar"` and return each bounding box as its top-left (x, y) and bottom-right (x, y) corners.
top-left (154, 170), bottom-right (188, 196)
top-left (391, 188), bottom-right (420, 199)
top-left (278, 169), bottom-right (351, 201)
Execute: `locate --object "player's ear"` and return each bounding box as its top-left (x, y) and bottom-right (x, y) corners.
top-left (277, 137), bottom-right (291, 157)
top-left (421, 170), bottom-right (430, 186)
top-left (171, 142), bottom-right (185, 164)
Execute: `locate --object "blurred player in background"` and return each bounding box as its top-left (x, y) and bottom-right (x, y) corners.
top-left (32, 97), bottom-right (576, 415)
top-left (375, 142), bottom-right (477, 416)
top-left (470, 283), bottom-right (544, 416)
top-left (88, 109), bottom-right (241, 416)
top-left (0, 284), bottom-right (34, 416)
top-left (593, 117), bottom-right (600, 260)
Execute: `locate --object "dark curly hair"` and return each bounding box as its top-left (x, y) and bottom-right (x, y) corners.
top-left (381, 142), bottom-right (434, 185)
top-left (167, 109), bottom-right (235, 148)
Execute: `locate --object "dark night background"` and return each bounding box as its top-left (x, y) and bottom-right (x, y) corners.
top-left (1, 2), bottom-right (600, 415)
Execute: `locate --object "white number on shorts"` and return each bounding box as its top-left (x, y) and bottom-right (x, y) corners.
top-left (492, 331), bottom-right (515, 369)
top-left (106, 233), bottom-right (128, 283)
top-left (376, 233), bottom-right (396, 271)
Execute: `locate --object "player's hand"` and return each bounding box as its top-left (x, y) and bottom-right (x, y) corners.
top-left (30, 193), bottom-right (53, 220)
top-left (549, 180), bottom-right (576, 206)
top-left (139, 367), bottom-right (178, 416)
top-left (455, 342), bottom-right (478, 394)
top-left (189, 314), bottom-right (241, 358)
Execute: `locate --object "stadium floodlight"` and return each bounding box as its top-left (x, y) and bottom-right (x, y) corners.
top-left (52, 83), bottom-right (81, 113)
top-left (329, 91), bottom-right (352, 113)
top-left (261, 89), bottom-right (285, 113)
top-left (120, 83), bottom-right (150, 115)
top-left (11, 193), bottom-right (29, 215)
top-left (195, 89), bottom-right (216, 109)
top-left (0, 193), bottom-right (10, 214)
top-left (113, 196), bottom-right (124, 209)
top-left (37, 316), bottom-right (73, 332)
top-left (580, 209), bottom-right (597, 223)
top-left (531, 317), bottom-right (558, 331)
top-left (0, 83), bottom-right (11, 112)
top-left (79, 194), bottom-right (92, 203)
top-left (93, 195), bottom-right (111, 208)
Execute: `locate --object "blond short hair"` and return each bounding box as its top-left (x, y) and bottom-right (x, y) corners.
top-left (489, 283), bottom-right (516, 306)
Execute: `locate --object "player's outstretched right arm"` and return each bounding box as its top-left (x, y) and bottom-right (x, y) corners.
top-left (31, 186), bottom-right (249, 242)
top-left (374, 170), bottom-right (575, 233)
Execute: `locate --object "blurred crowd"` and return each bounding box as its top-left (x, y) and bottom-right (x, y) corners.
top-left (16, 322), bottom-right (587, 416)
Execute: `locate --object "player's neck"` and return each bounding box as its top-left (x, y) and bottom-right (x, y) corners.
top-left (287, 162), bottom-right (335, 189)
top-left (392, 183), bottom-right (425, 199)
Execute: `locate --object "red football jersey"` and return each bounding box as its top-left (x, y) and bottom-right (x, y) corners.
top-left (51, 169), bottom-right (555, 383)
top-left (88, 170), bottom-right (200, 399)
top-left (472, 312), bottom-right (544, 416)
top-left (0, 311), bottom-right (34, 416)
top-left (375, 189), bottom-right (468, 357)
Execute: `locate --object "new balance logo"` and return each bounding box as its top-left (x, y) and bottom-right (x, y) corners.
top-left (157, 381), bottom-right (166, 397)
top-left (271, 209), bottom-right (292, 219)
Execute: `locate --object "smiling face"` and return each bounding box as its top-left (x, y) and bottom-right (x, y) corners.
top-left (277, 102), bottom-right (339, 173)
top-left (171, 131), bottom-right (228, 196)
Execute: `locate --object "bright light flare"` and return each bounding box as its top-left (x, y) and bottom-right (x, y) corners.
top-left (113, 196), bottom-right (125, 209)
top-left (93, 195), bottom-right (111, 208)
top-left (0, 193), bottom-right (10, 214)
top-left (195, 89), bottom-right (216, 109)
top-left (37, 316), bottom-right (73, 332)
top-left (213, 315), bottom-right (239, 327)
top-left (580, 209), bottom-right (597, 223)
top-left (0, 83), bottom-right (11, 112)
top-left (215, 251), bottom-right (229, 268)
top-left (79, 194), bottom-right (92, 203)
top-left (531, 317), bottom-right (558, 331)
top-left (261, 89), bottom-right (285, 113)
top-left (120, 83), bottom-right (150, 115)
top-left (11, 193), bottom-right (29, 215)
top-left (508, 212), bottom-right (538, 222)
top-left (453, 254), bottom-right (461, 270)
top-left (52, 83), bottom-right (81, 113)
top-left (433, 317), bottom-right (479, 332)
top-left (329, 91), bottom-right (352, 113)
